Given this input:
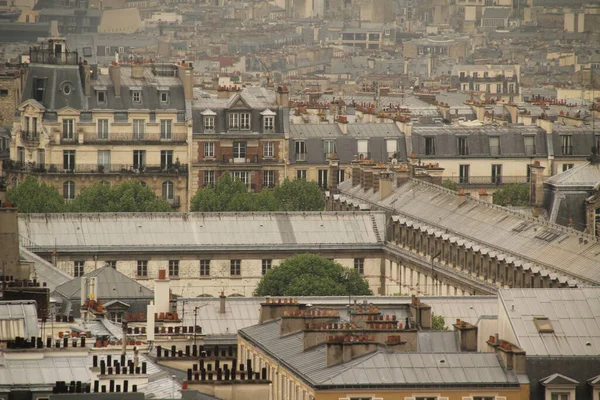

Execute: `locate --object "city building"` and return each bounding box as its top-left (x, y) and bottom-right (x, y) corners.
top-left (451, 65), bottom-right (521, 101)
top-left (5, 29), bottom-right (193, 210)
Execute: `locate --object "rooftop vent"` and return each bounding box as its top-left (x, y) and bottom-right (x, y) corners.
top-left (533, 316), bottom-right (554, 333)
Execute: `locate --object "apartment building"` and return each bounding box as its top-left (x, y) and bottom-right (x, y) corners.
top-left (6, 34), bottom-right (193, 210)
top-left (191, 86), bottom-right (289, 195)
top-left (402, 36), bottom-right (471, 63)
top-left (451, 64), bottom-right (521, 101)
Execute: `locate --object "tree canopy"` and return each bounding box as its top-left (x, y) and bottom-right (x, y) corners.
top-left (432, 313), bottom-right (448, 331)
top-left (253, 254), bottom-right (373, 296)
top-left (70, 181), bottom-right (172, 212)
top-left (191, 173), bottom-right (325, 212)
top-left (492, 183), bottom-right (530, 207)
top-left (7, 176), bottom-right (66, 213)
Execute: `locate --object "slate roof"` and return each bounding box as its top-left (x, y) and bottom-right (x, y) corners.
top-left (545, 162), bottom-right (600, 187)
top-left (482, 7), bottom-right (512, 19)
top-left (499, 288), bottom-right (600, 356)
top-left (0, 301), bottom-right (39, 341)
top-left (337, 178), bottom-right (600, 285)
top-left (178, 296), bottom-right (497, 335)
top-left (239, 319), bottom-right (521, 388)
top-left (18, 212), bottom-right (386, 252)
top-left (19, 248), bottom-right (71, 291)
top-left (53, 265), bottom-right (154, 300)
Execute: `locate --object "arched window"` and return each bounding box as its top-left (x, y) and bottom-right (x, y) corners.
top-left (63, 181), bottom-right (75, 200)
top-left (162, 181), bottom-right (174, 201)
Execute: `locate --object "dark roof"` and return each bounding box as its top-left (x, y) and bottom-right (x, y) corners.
top-left (53, 265), bottom-right (154, 300)
top-left (482, 8), bottom-right (511, 19)
top-left (22, 65), bottom-right (87, 110)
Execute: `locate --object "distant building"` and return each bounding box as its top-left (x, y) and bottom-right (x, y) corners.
top-left (451, 64), bottom-right (520, 101)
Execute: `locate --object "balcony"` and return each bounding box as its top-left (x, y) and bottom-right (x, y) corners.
top-left (83, 131), bottom-right (188, 144)
top-left (4, 162), bottom-right (188, 176)
top-left (296, 153), bottom-right (307, 162)
top-left (0, 149), bottom-right (9, 159)
top-left (20, 131), bottom-right (40, 146)
top-left (446, 176), bottom-right (529, 187)
top-left (29, 47), bottom-right (79, 65)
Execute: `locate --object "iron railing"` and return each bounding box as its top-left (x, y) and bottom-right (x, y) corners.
top-left (83, 131), bottom-right (188, 143)
top-left (4, 162), bottom-right (188, 175)
top-left (30, 48), bottom-right (79, 65)
top-left (445, 175), bottom-right (529, 186)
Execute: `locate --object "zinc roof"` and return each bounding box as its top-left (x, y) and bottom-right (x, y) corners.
top-left (19, 248), bottom-right (71, 291)
top-left (18, 212), bottom-right (385, 252)
top-left (544, 162), bottom-right (600, 187)
top-left (0, 354), bottom-right (91, 388)
top-left (0, 301), bottom-right (39, 341)
top-left (499, 288), bottom-right (600, 356)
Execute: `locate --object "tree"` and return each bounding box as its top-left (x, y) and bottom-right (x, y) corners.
top-left (441, 179), bottom-right (459, 191)
top-left (69, 181), bottom-right (172, 212)
top-left (273, 178), bottom-right (325, 211)
top-left (432, 313), bottom-right (448, 331)
top-left (190, 173), bottom-right (325, 212)
top-left (253, 254), bottom-right (373, 296)
top-left (492, 183), bottom-right (530, 207)
top-left (7, 176), bottom-right (66, 213)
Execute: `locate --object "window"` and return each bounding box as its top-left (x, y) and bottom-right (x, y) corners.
top-left (489, 136), bottom-right (500, 156)
top-left (168, 260), bottom-right (179, 277)
top-left (473, 397), bottom-right (494, 400)
top-left (386, 139), bottom-right (397, 159)
top-left (240, 112), bottom-right (251, 130)
top-left (425, 137), bottom-right (435, 155)
top-left (24, 116), bottom-right (30, 133)
top-left (97, 119), bottom-right (109, 139)
top-left (38, 149), bottom-right (45, 166)
top-left (110, 312), bottom-right (123, 323)
top-left (105, 46), bottom-right (111, 55)
top-left (204, 142), bottom-right (215, 158)
top-left (32, 117), bottom-right (37, 134)
top-left (233, 141), bottom-right (247, 161)
top-left (162, 181), bottom-right (174, 201)
top-left (263, 141), bottom-right (274, 158)
top-left (230, 260), bottom-right (241, 276)
top-left (106, 261), bottom-right (116, 269)
top-left (562, 163), bottom-right (574, 172)
top-left (354, 258), bottom-right (364, 274)
top-left (161, 150), bottom-right (173, 169)
top-left (296, 169), bottom-right (307, 179)
top-left (261, 259), bottom-right (272, 275)
top-left (137, 260), bottom-right (148, 277)
top-left (133, 119), bottom-right (145, 140)
top-left (160, 92), bottom-right (169, 104)
top-left (62, 119), bottom-right (74, 139)
top-left (132, 91), bottom-right (141, 103)
top-left (17, 147), bottom-right (24, 163)
top-left (160, 119), bottom-right (172, 139)
top-left (74, 261), bottom-right (85, 277)
top-left (264, 116), bottom-right (274, 131)
top-left (338, 169), bottom-right (345, 183)
top-left (357, 140), bottom-right (368, 159)
top-left (496, 83), bottom-right (502, 93)
top-left (295, 141), bottom-right (306, 161)
top-left (200, 260), bottom-right (210, 276)
top-left (323, 140), bottom-right (336, 157)
top-left (232, 171), bottom-right (249, 186)
top-left (561, 135), bottom-right (573, 155)
top-left (204, 170), bottom-right (215, 188)
top-left (33, 77), bottom-right (46, 102)
top-left (491, 164), bottom-right (502, 184)
top-left (63, 150), bottom-right (76, 171)
top-left (458, 137), bottom-right (469, 155)
top-left (475, 84), bottom-right (480, 91)
top-left (63, 181), bottom-right (76, 200)
top-left (263, 170), bottom-right (275, 188)
top-left (204, 116), bottom-right (215, 131)
top-left (133, 150), bottom-right (146, 170)
top-left (97, 90), bottom-right (106, 103)
top-left (97, 150), bottom-right (111, 172)
top-left (459, 164), bottom-right (470, 184)
top-left (318, 169), bottom-right (328, 189)
top-left (550, 394), bottom-right (569, 400)
top-left (524, 136), bottom-right (536, 155)
top-left (229, 113), bottom-right (239, 129)
top-left (415, 397), bottom-right (437, 400)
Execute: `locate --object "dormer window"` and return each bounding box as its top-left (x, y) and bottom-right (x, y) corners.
top-left (160, 92), bottom-right (169, 104)
top-left (98, 91), bottom-right (106, 103)
top-left (132, 90), bottom-right (142, 104)
top-left (261, 109), bottom-right (276, 132)
top-left (201, 109), bottom-right (217, 132)
top-left (229, 112), bottom-right (251, 130)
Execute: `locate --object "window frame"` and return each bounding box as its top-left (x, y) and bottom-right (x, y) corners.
top-left (263, 170), bottom-right (275, 188)
top-left (97, 119), bottom-right (109, 140)
top-left (204, 142), bottom-right (215, 158)
top-left (230, 259), bottom-right (241, 276)
top-left (200, 260), bottom-right (211, 276)
top-left (133, 119), bottom-right (145, 140)
top-left (204, 116), bottom-right (215, 131)
top-left (203, 170), bottom-right (215, 188)
top-left (160, 119), bottom-right (173, 140)
top-left (162, 180), bottom-right (174, 201)
top-left (137, 260), bottom-right (148, 277)
top-left (62, 119), bottom-right (75, 139)
top-left (354, 258), bottom-right (365, 275)
top-left (264, 116), bottom-right (274, 131)
top-left (132, 91), bottom-right (142, 104)
top-left (168, 260), bottom-right (179, 277)
top-left (425, 137), bottom-right (435, 155)
top-left (74, 261), bottom-right (85, 277)
top-left (261, 259), bottom-right (272, 276)
top-left (263, 141), bottom-right (274, 158)
top-left (63, 180), bottom-right (76, 200)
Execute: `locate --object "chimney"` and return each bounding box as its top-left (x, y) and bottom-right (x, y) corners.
top-left (109, 63), bottom-right (121, 97)
top-left (337, 120), bottom-right (348, 134)
top-left (79, 62), bottom-right (91, 97)
top-left (281, 309), bottom-right (338, 337)
top-left (326, 336), bottom-right (378, 367)
top-left (409, 297), bottom-right (432, 329)
top-left (49, 20), bottom-right (60, 37)
top-left (351, 160), bottom-right (361, 187)
top-left (379, 170), bottom-right (394, 200)
top-left (154, 269), bottom-right (170, 315)
top-left (0, 208), bottom-right (21, 280)
top-left (219, 291), bottom-right (226, 314)
top-left (146, 301), bottom-right (155, 342)
top-left (395, 165), bottom-right (410, 186)
top-left (259, 297), bottom-right (301, 324)
top-left (328, 154), bottom-right (340, 193)
top-left (530, 161), bottom-right (545, 208)
top-left (478, 189), bottom-right (491, 203)
top-left (131, 64), bottom-right (144, 79)
top-left (453, 319), bottom-right (478, 351)
top-left (362, 168), bottom-right (374, 191)
top-left (178, 64), bottom-right (193, 101)
top-left (536, 117), bottom-right (552, 134)
top-left (276, 86), bottom-right (289, 107)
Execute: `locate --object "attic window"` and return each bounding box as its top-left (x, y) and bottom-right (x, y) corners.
top-left (97, 90), bottom-right (106, 104)
top-left (533, 316), bottom-right (554, 333)
top-left (160, 92), bottom-right (169, 104)
top-left (132, 91), bottom-right (142, 104)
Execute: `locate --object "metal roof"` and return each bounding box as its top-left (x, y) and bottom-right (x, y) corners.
top-left (179, 296), bottom-right (497, 336)
top-left (239, 320), bottom-right (521, 388)
top-left (0, 354), bottom-right (91, 388)
top-left (417, 331), bottom-right (460, 353)
top-left (499, 288), bottom-right (600, 356)
top-left (0, 301), bottom-right (39, 341)
top-left (20, 248), bottom-right (71, 291)
top-left (544, 162), bottom-right (600, 187)
top-left (337, 178), bottom-right (600, 285)
top-left (19, 212), bottom-right (386, 252)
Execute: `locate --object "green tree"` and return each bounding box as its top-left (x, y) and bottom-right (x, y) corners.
top-left (190, 173), bottom-right (325, 212)
top-left (441, 179), bottom-right (459, 191)
top-left (492, 183), bottom-right (530, 207)
top-left (273, 178), bottom-right (325, 211)
top-left (253, 254), bottom-right (372, 296)
top-left (7, 176), bottom-right (66, 213)
top-left (69, 181), bottom-right (172, 212)
top-left (432, 313), bottom-right (448, 331)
